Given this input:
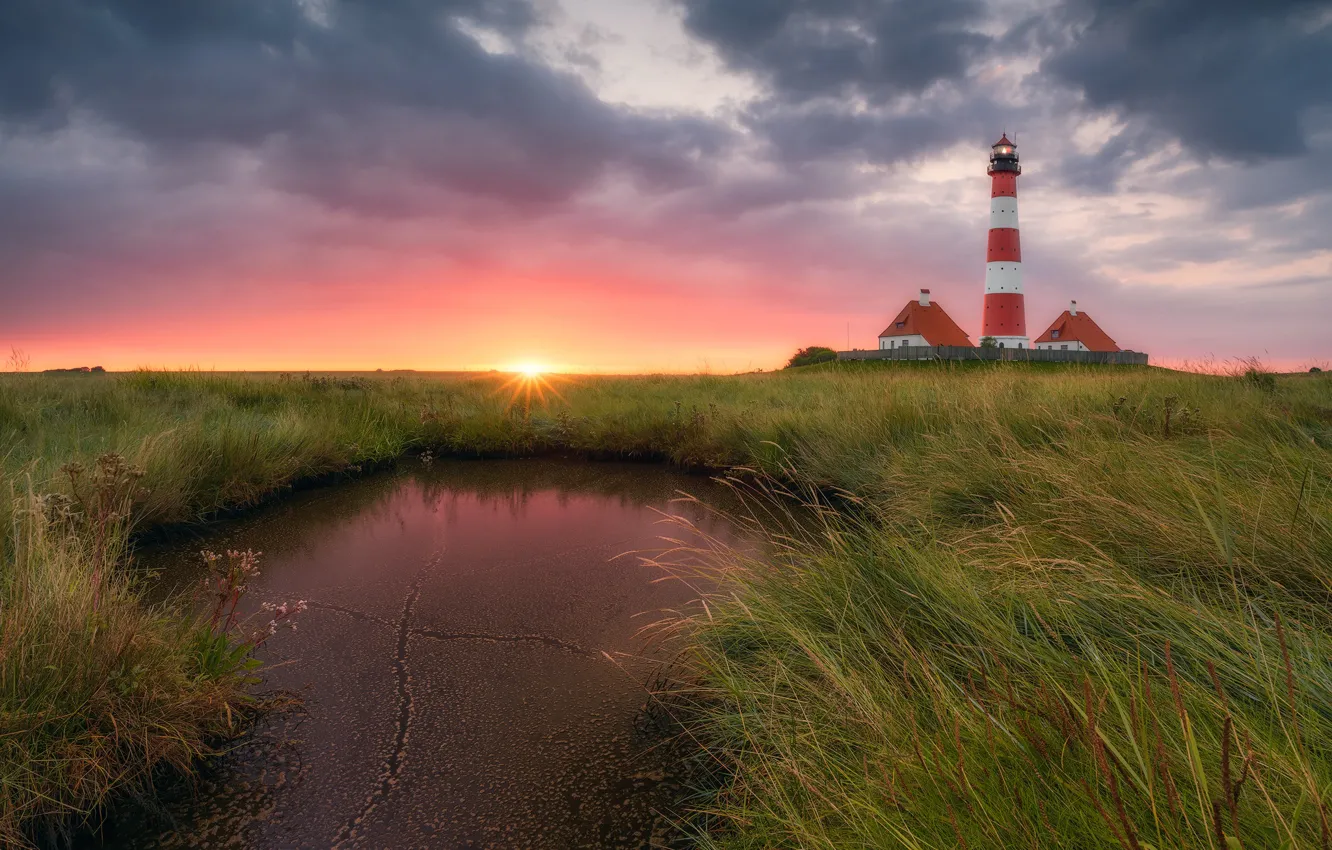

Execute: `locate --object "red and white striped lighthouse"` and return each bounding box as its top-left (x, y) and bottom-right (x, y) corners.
top-left (981, 134), bottom-right (1028, 349)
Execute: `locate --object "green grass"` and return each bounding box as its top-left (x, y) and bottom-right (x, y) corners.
top-left (2, 363), bottom-right (1331, 847)
top-left (2, 460), bottom-right (257, 848)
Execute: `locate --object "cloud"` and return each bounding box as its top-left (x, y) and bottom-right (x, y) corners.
top-left (678, 0), bottom-right (1332, 196)
top-left (1041, 0), bottom-right (1332, 160)
top-left (673, 0), bottom-right (1017, 168)
top-left (680, 0), bottom-right (993, 103)
top-left (0, 0), bottom-right (727, 214)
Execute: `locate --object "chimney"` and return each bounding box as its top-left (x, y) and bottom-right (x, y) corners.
top-left (1070, 299), bottom-right (1078, 316)
top-left (919, 289), bottom-right (931, 307)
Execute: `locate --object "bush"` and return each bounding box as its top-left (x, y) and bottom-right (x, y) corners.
top-left (785, 346), bottom-right (838, 368)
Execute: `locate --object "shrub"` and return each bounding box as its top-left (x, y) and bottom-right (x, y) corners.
top-left (785, 346), bottom-right (838, 368)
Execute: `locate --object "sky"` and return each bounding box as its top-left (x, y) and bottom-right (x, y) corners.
top-left (2, 0), bottom-right (1330, 373)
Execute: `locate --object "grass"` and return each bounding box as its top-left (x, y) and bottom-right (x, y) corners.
top-left (1, 363), bottom-right (1330, 847)
top-left (2, 458), bottom-right (260, 848)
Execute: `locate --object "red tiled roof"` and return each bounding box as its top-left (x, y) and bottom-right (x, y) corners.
top-left (878, 300), bottom-right (974, 347)
top-left (1034, 311), bottom-right (1120, 351)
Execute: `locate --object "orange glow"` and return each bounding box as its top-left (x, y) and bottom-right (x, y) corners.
top-left (5, 265), bottom-right (831, 373)
top-left (495, 369), bottom-right (569, 415)
top-left (14, 255), bottom-right (1311, 372)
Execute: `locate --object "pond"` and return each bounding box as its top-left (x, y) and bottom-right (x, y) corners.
top-left (87, 460), bottom-right (747, 849)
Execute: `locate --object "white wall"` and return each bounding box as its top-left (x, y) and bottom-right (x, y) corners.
top-left (1036, 340), bottom-right (1088, 351)
top-left (878, 334), bottom-right (928, 349)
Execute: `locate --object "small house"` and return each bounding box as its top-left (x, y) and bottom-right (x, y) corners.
top-left (878, 290), bottom-right (974, 350)
top-left (1034, 301), bottom-right (1120, 352)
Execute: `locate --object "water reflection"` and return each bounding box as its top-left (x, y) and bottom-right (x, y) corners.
top-left (93, 460), bottom-right (745, 849)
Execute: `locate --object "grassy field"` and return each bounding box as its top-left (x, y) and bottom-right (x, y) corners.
top-left (2, 364), bottom-right (1330, 847)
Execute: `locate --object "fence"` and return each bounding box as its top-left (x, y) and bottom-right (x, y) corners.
top-left (837, 345), bottom-right (1149, 365)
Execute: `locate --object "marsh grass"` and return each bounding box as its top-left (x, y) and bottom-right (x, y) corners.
top-left (652, 472), bottom-right (1332, 848)
top-left (646, 370), bottom-right (1332, 848)
top-left (1, 469), bottom-right (256, 847)
top-left (1, 363), bottom-right (1330, 845)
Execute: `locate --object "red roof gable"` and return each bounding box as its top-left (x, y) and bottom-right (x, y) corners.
top-left (994, 134), bottom-right (1014, 147)
top-left (1034, 311), bottom-right (1120, 351)
top-left (878, 300), bottom-right (974, 347)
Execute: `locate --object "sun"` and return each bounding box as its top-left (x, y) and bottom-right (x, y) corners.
top-left (494, 362), bottom-right (568, 414)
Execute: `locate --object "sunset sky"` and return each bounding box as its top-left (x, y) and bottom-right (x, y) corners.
top-left (3, 0), bottom-right (1330, 372)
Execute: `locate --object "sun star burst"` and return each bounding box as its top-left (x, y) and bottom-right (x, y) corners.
top-left (495, 364), bottom-right (568, 414)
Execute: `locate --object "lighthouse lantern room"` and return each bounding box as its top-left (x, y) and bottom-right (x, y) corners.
top-left (981, 135), bottom-right (1029, 349)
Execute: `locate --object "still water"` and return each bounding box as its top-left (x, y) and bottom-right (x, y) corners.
top-left (91, 460), bottom-right (746, 849)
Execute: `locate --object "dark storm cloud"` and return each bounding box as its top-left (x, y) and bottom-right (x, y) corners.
top-left (748, 95), bottom-right (1015, 167)
top-left (680, 0), bottom-right (993, 103)
top-left (1049, 123), bottom-right (1167, 193)
top-left (1041, 0), bottom-right (1332, 160)
top-left (0, 0), bottom-right (304, 126)
top-left (0, 0), bottom-right (726, 214)
top-left (678, 0), bottom-right (1332, 190)
top-left (674, 0), bottom-right (1019, 170)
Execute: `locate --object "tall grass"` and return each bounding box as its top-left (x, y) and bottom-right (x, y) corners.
top-left (660, 466), bottom-right (1332, 847)
top-left (1, 364), bottom-right (1329, 845)
top-left (1, 461), bottom-right (254, 847)
top-left (656, 367), bottom-right (1332, 848)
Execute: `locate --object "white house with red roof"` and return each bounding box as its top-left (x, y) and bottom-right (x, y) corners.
top-left (1033, 301), bottom-right (1120, 352)
top-left (878, 290), bottom-right (974, 349)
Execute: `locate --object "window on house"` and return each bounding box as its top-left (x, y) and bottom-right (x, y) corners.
top-left (1051, 330), bottom-right (1060, 339)
top-left (896, 322), bottom-right (905, 329)
top-left (1060, 344), bottom-right (1068, 350)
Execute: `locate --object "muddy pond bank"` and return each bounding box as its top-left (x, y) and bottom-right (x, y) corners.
top-left (85, 460), bottom-right (749, 849)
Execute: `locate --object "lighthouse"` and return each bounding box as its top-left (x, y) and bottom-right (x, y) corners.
top-left (981, 135), bottom-right (1029, 349)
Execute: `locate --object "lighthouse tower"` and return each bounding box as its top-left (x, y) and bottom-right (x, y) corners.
top-left (982, 135), bottom-right (1028, 348)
